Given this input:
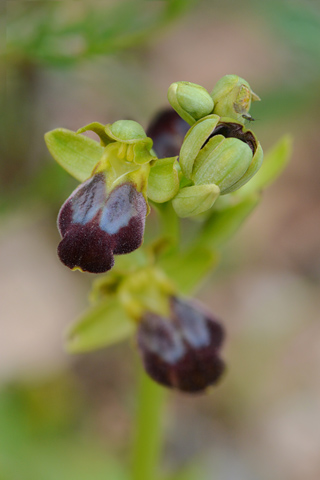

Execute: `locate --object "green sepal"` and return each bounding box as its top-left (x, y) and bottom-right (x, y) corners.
top-left (106, 120), bottom-right (148, 142)
top-left (221, 141), bottom-right (263, 195)
top-left (172, 184), bottom-right (220, 218)
top-left (192, 136), bottom-right (253, 193)
top-left (179, 115), bottom-right (220, 179)
top-left (76, 122), bottom-right (112, 146)
top-left (196, 194), bottom-right (260, 251)
top-left (66, 297), bottom-right (135, 353)
top-left (44, 128), bottom-right (104, 182)
top-left (239, 135), bottom-right (293, 195)
top-left (147, 157), bottom-right (180, 203)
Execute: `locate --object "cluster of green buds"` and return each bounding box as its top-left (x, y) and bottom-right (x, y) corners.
top-left (167, 75), bottom-right (263, 217)
top-left (45, 74), bottom-right (271, 393)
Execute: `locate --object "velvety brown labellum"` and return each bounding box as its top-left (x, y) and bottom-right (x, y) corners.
top-left (57, 173), bottom-right (147, 273)
top-left (204, 122), bottom-right (257, 154)
top-left (137, 297), bottom-right (225, 393)
top-left (147, 109), bottom-right (189, 158)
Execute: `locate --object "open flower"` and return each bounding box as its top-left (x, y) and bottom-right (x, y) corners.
top-left (67, 261), bottom-right (227, 393)
top-left (137, 296), bottom-right (225, 393)
top-left (58, 172), bottom-right (147, 273)
top-left (45, 119), bottom-right (156, 274)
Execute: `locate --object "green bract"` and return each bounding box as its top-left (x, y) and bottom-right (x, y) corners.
top-left (211, 74), bottom-right (260, 124)
top-left (168, 81), bottom-right (214, 125)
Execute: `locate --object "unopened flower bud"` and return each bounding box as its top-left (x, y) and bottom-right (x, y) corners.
top-left (179, 115), bottom-right (263, 197)
top-left (211, 75), bottom-right (260, 124)
top-left (168, 81), bottom-right (214, 126)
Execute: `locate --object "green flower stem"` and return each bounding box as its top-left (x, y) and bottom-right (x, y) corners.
top-left (152, 201), bottom-right (180, 247)
top-left (131, 362), bottom-right (167, 480)
top-left (130, 204), bottom-right (178, 480)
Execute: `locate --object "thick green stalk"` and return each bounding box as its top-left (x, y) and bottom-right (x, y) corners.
top-left (131, 364), bottom-right (167, 480)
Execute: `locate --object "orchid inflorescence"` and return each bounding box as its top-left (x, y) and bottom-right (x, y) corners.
top-left (45, 75), bottom-right (290, 393)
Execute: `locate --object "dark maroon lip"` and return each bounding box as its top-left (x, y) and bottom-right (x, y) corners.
top-left (57, 174), bottom-right (147, 274)
top-left (203, 122), bottom-right (257, 155)
top-left (147, 108), bottom-right (189, 158)
top-left (137, 296), bottom-right (225, 393)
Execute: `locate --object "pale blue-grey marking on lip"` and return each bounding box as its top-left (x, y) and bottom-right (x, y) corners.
top-left (173, 298), bottom-right (211, 349)
top-left (141, 314), bottom-right (186, 364)
top-left (100, 184), bottom-right (137, 235)
top-left (72, 174), bottom-right (106, 225)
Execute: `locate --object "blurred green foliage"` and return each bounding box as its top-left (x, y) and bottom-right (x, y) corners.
top-left (256, 0), bottom-right (320, 68)
top-left (0, 373), bottom-right (204, 480)
top-left (0, 376), bottom-right (129, 480)
top-left (6, 0), bottom-right (195, 67)
top-left (249, 0), bottom-right (320, 122)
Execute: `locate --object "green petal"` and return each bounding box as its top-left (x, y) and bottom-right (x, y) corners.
top-left (179, 115), bottom-right (220, 179)
top-left (77, 122), bottom-right (112, 146)
top-left (66, 298), bottom-right (135, 353)
top-left (133, 142), bottom-right (156, 165)
top-left (45, 128), bottom-right (104, 182)
top-left (147, 157), bottom-right (180, 203)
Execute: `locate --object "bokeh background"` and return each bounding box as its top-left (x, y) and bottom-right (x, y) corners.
top-left (1, 1), bottom-right (320, 479)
